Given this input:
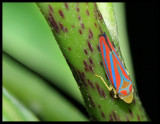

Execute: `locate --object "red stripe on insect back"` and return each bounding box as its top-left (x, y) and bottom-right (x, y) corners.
top-left (103, 36), bottom-right (118, 87)
top-left (104, 42), bottom-right (113, 81)
top-left (112, 53), bottom-right (121, 91)
top-left (99, 37), bottom-right (112, 82)
top-left (104, 36), bottom-right (119, 88)
top-left (99, 36), bottom-right (114, 86)
top-left (105, 35), bottom-right (121, 65)
top-left (106, 54), bottom-right (114, 85)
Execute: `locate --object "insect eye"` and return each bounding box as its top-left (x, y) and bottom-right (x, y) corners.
top-left (120, 90), bottom-right (127, 95)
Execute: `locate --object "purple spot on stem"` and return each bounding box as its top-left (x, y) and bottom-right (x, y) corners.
top-left (83, 60), bottom-right (88, 68)
top-left (59, 23), bottom-right (63, 30)
top-left (113, 111), bottom-right (120, 121)
top-left (81, 23), bottom-right (84, 29)
top-left (88, 95), bottom-right (95, 108)
top-left (76, 70), bottom-right (83, 86)
top-left (98, 11), bottom-right (103, 21)
top-left (86, 10), bottom-right (89, 16)
top-left (59, 23), bottom-right (68, 32)
top-left (89, 57), bottom-right (93, 65)
top-left (48, 16), bottom-right (59, 33)
top-left (64, 27), bottom-right (68, 32)
top-left (95, 23), bottom-right (97, 28)
top-left (68, 47), bottom-right (71, 51)
top-left (94, 9), bottom-right (97, 19)
top-left (84, 49), bottom-right (88, 55)
top-left (96, 83), bottom-right (102, 96)
top-left (100, 61), bottom-right (103, 66)
top-left (89, 65), bottom-right (93, 73)
top-left (99, 25), bottom-right (103, 34)
top-left (79, 29), bottom-right (82, 35)
top-left (49, 11), bottom-right (53, 17)
top-left (48, 4), bottom-right (53, 12)
top-left (89, 28), bottom-right (93, 38)
top-left (101, 111), bottom-right (105, 119)
top-left (95, 82), bottom-right (106, 97)
top-left (85, 67), bottom-right (89, 72)
top-left (81, 72), bottom-right (85, 77)
top-left (64, 3), bottom-right (69, 10)
top-left (88, 41), bottom-right (93, 52)
top-left (59, 10), bottom-right (64, 18)
top-left (72, 25), bottom-right (75, 28)
top-left (83, 60), bottom-right (89, 72)
top-left (94, 4), bottom-right (102, 21)
top-left (78, 15), bottom-right (81, 21)
top-left (76, 5), bottom-right (79, 12)
top-left (88, 79), bottom-right (94, 89)
top-left (101, 89), bottom-right (106, 98)
top-left (110, 114), bottom-right (113, 121)
top-left (113, 112), bottom-right (118, 121)
top-left (98, 104), bottom-right (101, 109)
top-left (94, 3), bottom-right (98, 19)
top-left (78, 70), bottom-right (87, 88)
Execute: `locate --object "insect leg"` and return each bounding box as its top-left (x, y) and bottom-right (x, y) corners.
top-left (109, 84), bottom-right (118, 98)
top-left (95, 74), bottom-right (112, 91)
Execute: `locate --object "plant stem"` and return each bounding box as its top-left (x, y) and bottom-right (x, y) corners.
top-left (37, 2), bottom-right (148, 121)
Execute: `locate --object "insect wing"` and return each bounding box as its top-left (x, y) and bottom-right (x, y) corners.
top-left (99, 35), bottom-right (118, 89)
top-left (99, 34), bottom-right (132, 94)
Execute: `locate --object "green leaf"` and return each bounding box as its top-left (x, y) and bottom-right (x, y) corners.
top-left (3, 53), bottom-right (88, 121)
top-left (3, 87), bottom-right (39, 121)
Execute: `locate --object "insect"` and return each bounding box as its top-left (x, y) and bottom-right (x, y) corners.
top-left (95, 32), bottom-right (134, 103)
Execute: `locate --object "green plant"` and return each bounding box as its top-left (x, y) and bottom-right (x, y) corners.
top-left (3, 87), bottom-right (39, 121)
top-left (3, 53), bottom-right (88, 121)
top-left (36, 2), bottom-right (148, 121)
top-left (2, 2), bottom-right (149, 121)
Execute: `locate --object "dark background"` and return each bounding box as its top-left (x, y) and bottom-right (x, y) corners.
top-left (125, 3), bottom-right (159, 121)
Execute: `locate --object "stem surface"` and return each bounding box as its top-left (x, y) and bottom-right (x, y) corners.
top-left (36, 2), bottom-right (148, 121)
